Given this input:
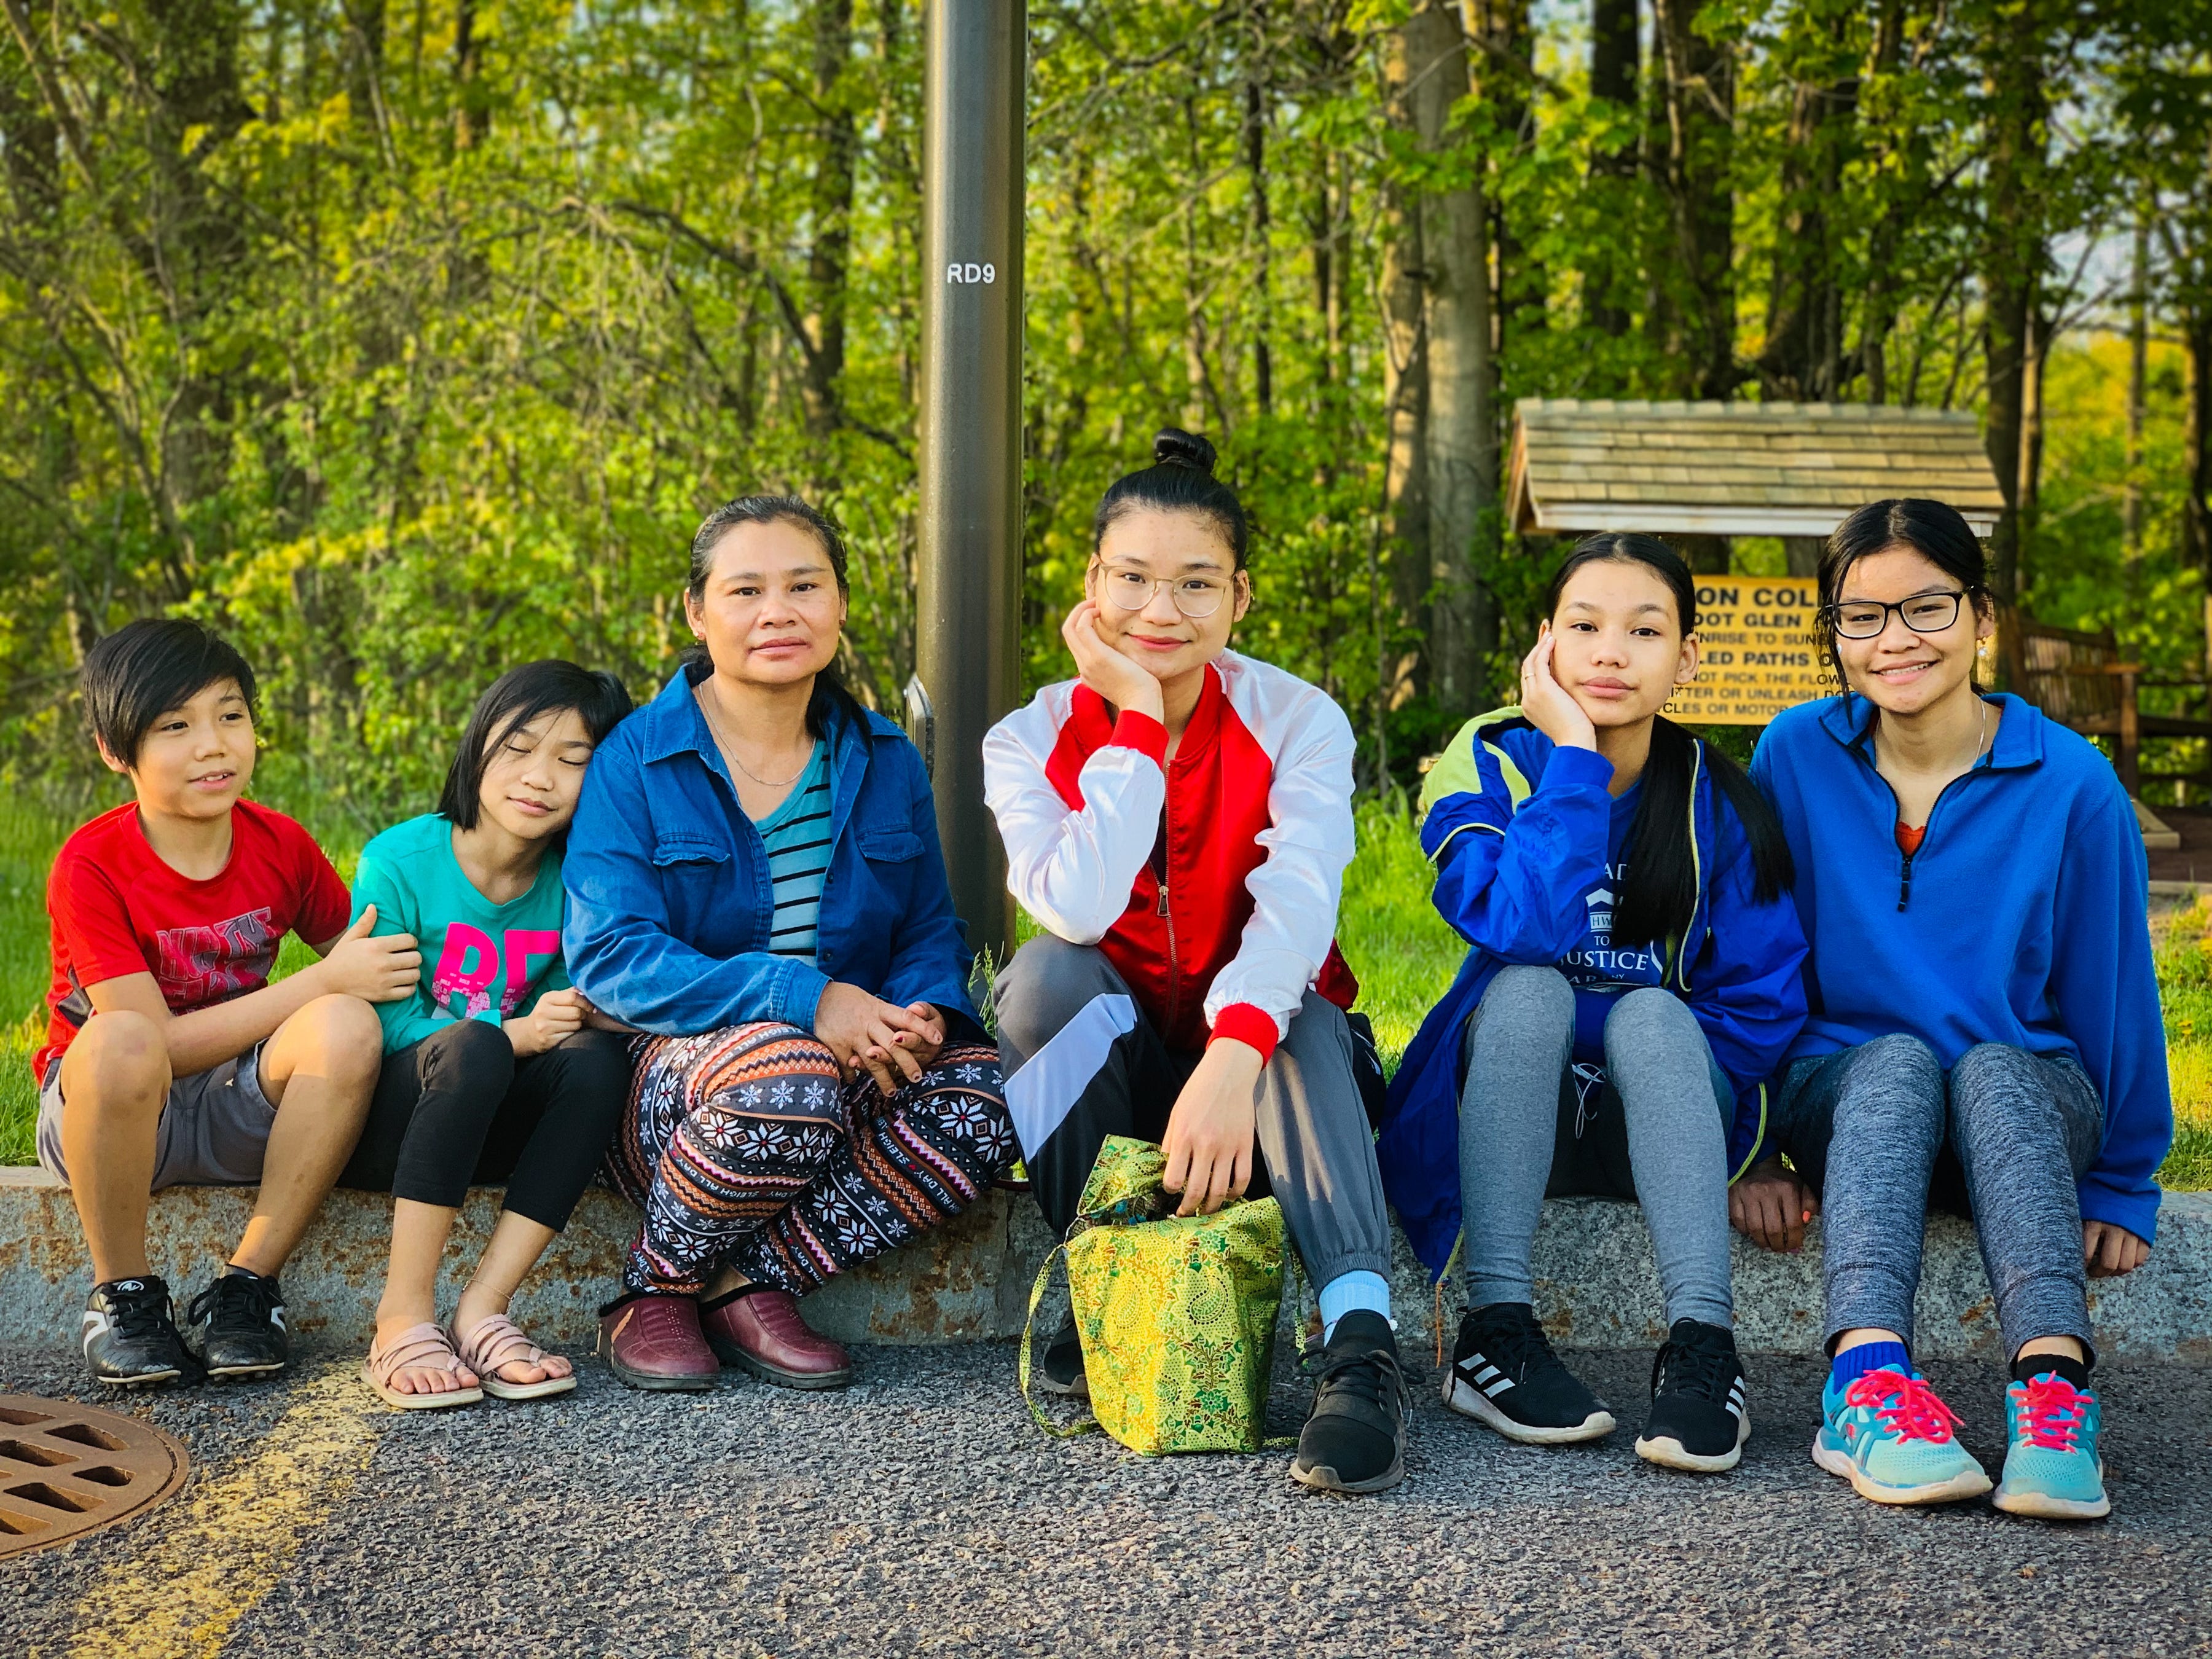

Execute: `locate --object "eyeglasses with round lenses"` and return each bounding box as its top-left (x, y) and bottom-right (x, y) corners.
top-left (1097, 563), bottom-right (1232, 620)
top-left (1826, 590), bottom-right (1969, 640)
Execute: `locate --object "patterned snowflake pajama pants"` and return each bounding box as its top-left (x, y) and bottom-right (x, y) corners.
top-left (606, 1021), bottom-right (1013, 1297)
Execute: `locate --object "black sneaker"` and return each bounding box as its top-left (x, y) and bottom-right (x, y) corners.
top-left (1033, 1320), bottom-right (1089, 1400)
top-left (82, 1277), bottom-right (197, 1387)
top-left (1444, 1302), bottom-right (1615, 1444)
top-left (1635, 1318), bottom-right (1749, 1472)
top-left (184, 1268), bottom-right (290, 1379)
top-left (1291, 1310), bottom-right (1410, 1494)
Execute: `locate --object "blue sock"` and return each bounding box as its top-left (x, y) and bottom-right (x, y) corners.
top-left (1317, 1270), bottom-right (1391, 1343)
top-left (1830, 1339), bottom-right (1912, 1393)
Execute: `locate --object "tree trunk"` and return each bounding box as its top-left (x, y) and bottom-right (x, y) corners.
top-left (1405, 2), bottom-right (1496, 713)
top-left (1471, 0), bottom-right (1540, 340)
top-left (1381, 20), bottom-right (1432, 681)
top-left (1980, 2), bottom-right (2048, 606)
top-left (2184, 306), bottom-right (2212, 579)
top-left (1783, 536), bottom-right (1825, 578)
top-left (1245, 74), bottom-right (1272, 416)
top-left (453, 0), bottom-right (488, 149)
top-left (2126, 196), bottom-right (2149, 562)
top-left (1585, 0), bottom-right (1638, 337)
top-left (1759, 12), bottom-right (1857, 401)
top-left (1652, 0), bottom-right (1735, 401)
top-left (801, 0), bottom-right (857, 443)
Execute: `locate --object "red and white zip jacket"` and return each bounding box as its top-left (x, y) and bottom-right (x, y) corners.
top-left (983, 651), bottom-right (1360, 1059)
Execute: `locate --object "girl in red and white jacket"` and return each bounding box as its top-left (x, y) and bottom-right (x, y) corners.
top-left (986, 428), bottom-right (1404, 1496)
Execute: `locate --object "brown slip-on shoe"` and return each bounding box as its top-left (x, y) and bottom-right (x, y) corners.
top-left (597, 1293), bottom-right (717, 1391)
top-left (700, 1284), bottom-right (853, 1390)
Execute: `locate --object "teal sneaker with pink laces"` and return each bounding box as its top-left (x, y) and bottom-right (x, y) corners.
top-left (1993, 1371), bottom-right (2108, 1520)
top-left (1812, 1366), bottom-right (1992, 1505)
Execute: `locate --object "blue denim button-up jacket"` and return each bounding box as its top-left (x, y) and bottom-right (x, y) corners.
top-left (562, 666), bottom-right (978, 1034)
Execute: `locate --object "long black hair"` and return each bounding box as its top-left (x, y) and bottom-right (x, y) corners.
top-left (1092, 427), bottom-right (1252, 570)
top-left (686, 492), bottom-right (871, 740)
top-left (1544, 534), bottom-right (1795, 951)
top-left (1816, 498), bottom-right (1992, 695)
top-left (437, 659), bottom-right (634, 830)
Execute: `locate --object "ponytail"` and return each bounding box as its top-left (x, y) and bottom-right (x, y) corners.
top-left (1612, 720), bottom-right (1795, 950)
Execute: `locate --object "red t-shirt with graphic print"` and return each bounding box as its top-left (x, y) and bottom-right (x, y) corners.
top-left (37, 800), bottom-right (351, 1080)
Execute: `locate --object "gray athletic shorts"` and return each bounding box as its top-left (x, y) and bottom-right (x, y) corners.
top-left (36, 1041), bottom-right (276, 1190)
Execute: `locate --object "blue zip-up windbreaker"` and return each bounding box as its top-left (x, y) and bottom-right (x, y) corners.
top-left (1378, 708), bottom-right (1810, 1276)
top-left (1750, 692), bottom-right (2171, 1244)
top-left (562, 667), bottom-right (978, 1033)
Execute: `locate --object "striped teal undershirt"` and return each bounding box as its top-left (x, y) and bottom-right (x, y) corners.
top-left (753, 742), bottom-right (833, 962)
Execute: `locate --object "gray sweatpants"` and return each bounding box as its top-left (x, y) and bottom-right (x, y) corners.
top-left (1460, 965), bottom-right (1734, 1328)
top-left (1770, 1035), bottom-right (2103, 1360)
top-left (994, 935), bottom-right (1393, 1288)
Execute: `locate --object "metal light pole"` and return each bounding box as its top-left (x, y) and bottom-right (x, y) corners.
top-left (909, 0), bottom-right (1024, 962)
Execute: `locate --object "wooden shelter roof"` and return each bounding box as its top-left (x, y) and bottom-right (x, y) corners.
top-left (1507, 398), bottom-right (2005, 538)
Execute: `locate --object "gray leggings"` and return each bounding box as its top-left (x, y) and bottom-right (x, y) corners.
top-left (1459, 965), bottom-right (1734, 1329)
top-left (1771, 1035), bottom-right (2103, 1361)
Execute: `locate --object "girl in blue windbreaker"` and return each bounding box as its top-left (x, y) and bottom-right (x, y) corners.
top-left (1379, 534), bottom-right (1807, 1476)
top-left (1739, 498), bottom-right (2171, 1523)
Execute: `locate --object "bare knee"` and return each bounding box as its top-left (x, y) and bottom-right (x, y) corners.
top-left (63, 1012), bottom-right (171, 1118)
top-left (266, 993), bottom-right (386, 1102)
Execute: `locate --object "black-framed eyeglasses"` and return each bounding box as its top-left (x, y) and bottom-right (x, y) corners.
top-left (1824, 590), bottom-right (1974, 640)
top-left (1096, 563), bottom-right (1233, 619)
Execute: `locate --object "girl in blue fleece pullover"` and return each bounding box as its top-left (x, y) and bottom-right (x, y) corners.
top-left (1742, 497), bottom-right (2171, 1523)
top-left (1379, 535), bottom-right (1807, 1476)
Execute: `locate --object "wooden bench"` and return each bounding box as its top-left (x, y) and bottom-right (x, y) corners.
top-left (2002, 609), bottom-right (2212, 798)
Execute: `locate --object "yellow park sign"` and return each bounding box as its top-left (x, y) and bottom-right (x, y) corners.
top-left (1664, 581), bottom-right (1837, 726)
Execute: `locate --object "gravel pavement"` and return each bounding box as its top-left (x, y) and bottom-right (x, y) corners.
top-left (7, 1338), bottom-right (2211, 1657)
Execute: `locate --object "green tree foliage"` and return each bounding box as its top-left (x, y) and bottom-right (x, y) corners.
top-left (0, 0), bottom-right (2203, 818)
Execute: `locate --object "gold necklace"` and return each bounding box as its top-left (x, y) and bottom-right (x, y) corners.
top-left (697, 681), bottom-right (812, 788)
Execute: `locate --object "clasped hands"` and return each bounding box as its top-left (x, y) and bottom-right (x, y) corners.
top-left (816, 981), bottom-right (948, 1095)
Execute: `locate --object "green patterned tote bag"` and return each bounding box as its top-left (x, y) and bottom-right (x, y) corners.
top-left (1019, 1135), bottom-right (1288, 1455)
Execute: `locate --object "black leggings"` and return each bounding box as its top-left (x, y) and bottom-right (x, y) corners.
top-left (340, 1022), bottom-right (631, 1230)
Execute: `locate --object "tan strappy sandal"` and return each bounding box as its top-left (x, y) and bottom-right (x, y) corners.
top-left (450, 1312), bottom-right (577, 1402)
top-left (362, 1322), bottom-right (485, 1410)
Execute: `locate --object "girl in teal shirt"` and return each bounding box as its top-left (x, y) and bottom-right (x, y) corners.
top-left (342, 661), bottom-right (633, 1409)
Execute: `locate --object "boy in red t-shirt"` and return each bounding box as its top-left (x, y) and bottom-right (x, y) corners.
top-left (39, 619), bottom-right (422, 1386)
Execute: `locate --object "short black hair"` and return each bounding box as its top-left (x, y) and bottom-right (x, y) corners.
top-left (80, 618), bottom-right (259, 769)
top-left (436, 660), bottom-right (635, 829)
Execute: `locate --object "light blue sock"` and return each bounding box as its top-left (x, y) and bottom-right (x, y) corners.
top-left (1317, 1270), bottom-right (1391, 1343)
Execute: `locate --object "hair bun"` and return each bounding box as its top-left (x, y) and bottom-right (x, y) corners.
top-left (1152, 427), bottom-right (1217, 476)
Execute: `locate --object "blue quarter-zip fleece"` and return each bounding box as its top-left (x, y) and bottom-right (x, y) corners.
top-left (1377, 710), bottom-right (1810, 1276)
top-left (1749, 692), bottom-right (2171, 1244)
top-left (562, 667), bottom-right (978, 1035)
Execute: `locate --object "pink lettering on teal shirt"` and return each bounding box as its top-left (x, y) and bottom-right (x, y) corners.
top-left (432, 924), bottom-right (500, 1020)
top-left (503, 930), bottom-right (562, 1013)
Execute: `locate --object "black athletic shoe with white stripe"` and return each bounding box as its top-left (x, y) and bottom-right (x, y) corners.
top-left (1443, 1303), bottom-right (1614, 1443)
top-left (1635, 1318), bottom-right (1749, 1472)
top-left (184, 1268), bottom-right (290, 1379)
top-left (82, 1277), bottom-right (197, 1387)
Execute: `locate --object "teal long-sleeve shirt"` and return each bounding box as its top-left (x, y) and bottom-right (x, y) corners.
top-left (350, 813), bottom-right (569, 1054)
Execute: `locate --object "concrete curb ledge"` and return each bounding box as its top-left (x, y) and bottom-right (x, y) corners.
top-left (4, 1167), bottom-right (2208, 1363)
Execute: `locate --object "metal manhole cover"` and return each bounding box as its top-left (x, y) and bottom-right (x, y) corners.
top-left (0, 1394), bottom-right (189, 1558)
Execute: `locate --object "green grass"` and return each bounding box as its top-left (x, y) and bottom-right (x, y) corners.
top-left (3, 794), bottom-right (2208, 1191)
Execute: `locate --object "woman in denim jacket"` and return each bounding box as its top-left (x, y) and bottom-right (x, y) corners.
top-left (565, 496), bottom-right (1013, 1391)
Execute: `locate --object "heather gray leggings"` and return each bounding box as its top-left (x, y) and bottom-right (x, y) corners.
top-left (1459, 965), bottom-right (1734, 1328)
top-left (1770, 1035), bottom-right (2103, 1361)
